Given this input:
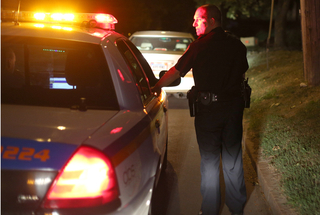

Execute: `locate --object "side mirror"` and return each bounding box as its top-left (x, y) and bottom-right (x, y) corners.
top-left (159, 70), bottom-right (181, 86)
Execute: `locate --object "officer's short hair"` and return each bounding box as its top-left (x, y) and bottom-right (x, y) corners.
top-left (200, 4), bottom-right (222, 24)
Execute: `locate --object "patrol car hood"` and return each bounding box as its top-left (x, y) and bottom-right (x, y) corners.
top-left (1, 105), bottom-right (118, 145)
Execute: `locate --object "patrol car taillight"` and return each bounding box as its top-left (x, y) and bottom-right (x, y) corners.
top-left (42, 146), bottom-right (119, 208)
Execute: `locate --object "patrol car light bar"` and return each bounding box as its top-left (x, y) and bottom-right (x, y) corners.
top-left (1, 10), bottom-right (118, 30)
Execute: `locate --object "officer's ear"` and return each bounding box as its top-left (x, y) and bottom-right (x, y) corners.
top-left (209, 18), bottom-right (215, 26)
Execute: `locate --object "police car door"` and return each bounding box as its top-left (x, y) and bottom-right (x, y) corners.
top-left (116, 38), bottom-right (167, 183)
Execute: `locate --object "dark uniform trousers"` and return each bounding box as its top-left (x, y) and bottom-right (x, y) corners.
top-left (195, 97), bottom-right (247, 215)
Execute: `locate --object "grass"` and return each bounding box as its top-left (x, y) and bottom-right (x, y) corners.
top-left (244, 49), bottom-right (320, 215)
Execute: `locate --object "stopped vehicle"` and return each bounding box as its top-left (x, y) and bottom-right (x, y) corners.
top-left (129, 30), bottom-right (195, 99)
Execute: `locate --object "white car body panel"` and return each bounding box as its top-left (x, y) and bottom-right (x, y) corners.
top-left (141, 52), bottom-right (195, 94)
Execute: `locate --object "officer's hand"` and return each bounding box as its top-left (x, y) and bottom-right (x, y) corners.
top-left (151, 86), bottom-right (161, 96)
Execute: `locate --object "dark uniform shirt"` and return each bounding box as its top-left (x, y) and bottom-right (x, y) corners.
top-left (175, 27), bottom-right (248, 97)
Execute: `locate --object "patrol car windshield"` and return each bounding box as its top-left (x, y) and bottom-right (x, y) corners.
top-left (130, 37), bottom-right (193, 52)
top-left (1, 36), bottom-right (119, 110)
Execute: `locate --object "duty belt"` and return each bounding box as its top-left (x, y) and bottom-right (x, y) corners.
top-left (197, 91), bottom-right (241, 105)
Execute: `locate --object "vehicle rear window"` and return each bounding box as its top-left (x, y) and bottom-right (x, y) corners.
top-left (1, 36), bottom-right (119, 110)
top-left (130, 36), bottom-right (193, 52)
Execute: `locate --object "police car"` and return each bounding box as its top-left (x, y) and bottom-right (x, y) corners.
top-left (129, 31), bottom-right (195, 99)
top-left (1, 9), bottom-right (177, 215)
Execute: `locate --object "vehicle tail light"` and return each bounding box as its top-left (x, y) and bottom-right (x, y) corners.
top-left (42, 146), bottom-right (119, 208)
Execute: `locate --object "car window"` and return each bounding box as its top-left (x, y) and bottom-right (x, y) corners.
top-left (116, 39), bottom-right (153, 104)
top-left (130, 36), bottom-right (193, 52)
top-left (124, 40), bottom-right (158, 87)
top-left (1, 36), bottom-right (119, 110)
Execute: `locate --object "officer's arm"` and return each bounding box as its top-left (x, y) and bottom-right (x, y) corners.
top-left (152, 67), bottom-right (181, 93)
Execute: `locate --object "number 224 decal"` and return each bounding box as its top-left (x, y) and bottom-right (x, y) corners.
top-left (1, 146), bottom-right (50, 162)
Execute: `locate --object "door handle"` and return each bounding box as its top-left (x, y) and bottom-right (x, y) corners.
top-left (163, 105), bottom-right (168, 113)
top-left (155, 119), bottom-right (160, 128)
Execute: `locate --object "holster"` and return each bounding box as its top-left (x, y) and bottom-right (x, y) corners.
top-left (187, 86), bottom-right (198, 117)
top-left (242, 78), bottom-right (252, 108)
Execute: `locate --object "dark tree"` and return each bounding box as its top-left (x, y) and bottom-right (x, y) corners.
top-left (300, 0), bottom-right (320, 86)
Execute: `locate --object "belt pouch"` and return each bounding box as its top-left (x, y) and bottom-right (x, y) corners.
top-left (187, 86), bottom-right (198, 117)
top-left (199, 92), bottom-right (212, 105)
top-left (242, 78), bottom-right (252, 108)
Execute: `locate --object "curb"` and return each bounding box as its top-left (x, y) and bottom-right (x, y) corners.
top-left (243, 125), bottom-right (298, 215)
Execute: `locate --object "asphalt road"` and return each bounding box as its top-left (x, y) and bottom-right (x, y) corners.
top-left (151, 95), bottom-right (273, 215)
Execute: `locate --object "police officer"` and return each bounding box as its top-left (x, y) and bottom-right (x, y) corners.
top-left (153, 4), bottom-right (248, 215)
